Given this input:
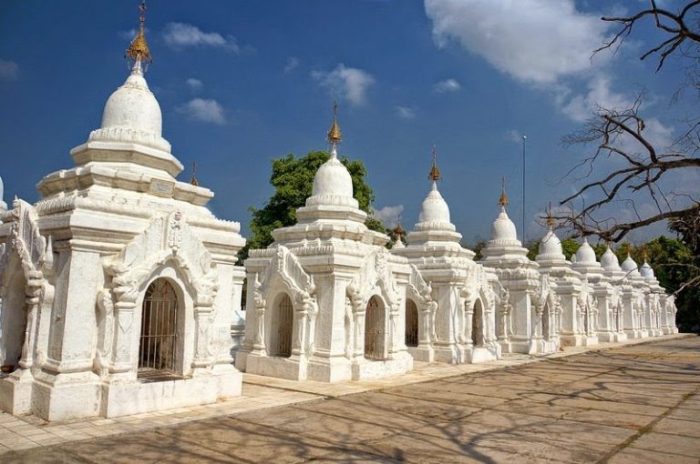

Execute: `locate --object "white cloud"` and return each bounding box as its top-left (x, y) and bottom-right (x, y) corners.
top-left (163, 23), bottom-right (239, 52)
top-left (433, 78), bottom-right (461, 93)
top-left (118, 29), bottom-right (138, 40)
top-left (395, 106), bottom-right (416, 120)
top-left (284, 57), bottom-right (300, 74)
top-left (425, 0), bottom-right (610, 84)
top-left (186, 78), bottom-right (203, 91)
top-left (558, 75), bottom-right (632, 123)
top-left (0, 59), bottom-right (18, 80)
top-left (311, 64), bottom-right (375, 107)
top-left (373, 205), bottom-right (404, 228)
top-left (505, 129), bottom-right (526, 144)
top-left (177, 98), bottom-right (226, 125)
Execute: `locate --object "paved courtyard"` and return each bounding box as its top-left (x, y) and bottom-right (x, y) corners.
top-left (3, 336), bottom-right (700, 463)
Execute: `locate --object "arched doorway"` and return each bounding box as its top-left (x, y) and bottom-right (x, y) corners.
top-left (139, 279), bottom-right (179, 378)
top-left (471, 299), bottom-right (484, 347)
top-left (269, 294), bottom-right (293, 358)
top-left (0, 268), bottom-right (28, 371)
top-left (542, 302), bottom-right (551, 341)
top-left (364, 296), bottom-right (386, 360)
top-left (405, 299), bottom-right (418, 348)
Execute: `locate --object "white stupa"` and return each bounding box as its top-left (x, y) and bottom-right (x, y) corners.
top-left (237, 106), bottom-right (412, 382)
top-left (535, 212), bottom-right (583, 347)
top-left (480, 181), bottom-right (558, 355)
top-left (599, 246), bottom-right (628, 342)
top-left (0, 9), bottom-right (246, 421)
top-left (392, 151), bottom-right (500, 364)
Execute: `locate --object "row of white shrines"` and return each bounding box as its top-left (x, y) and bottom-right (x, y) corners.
top-left (0, 58), bottom-right (678, 422)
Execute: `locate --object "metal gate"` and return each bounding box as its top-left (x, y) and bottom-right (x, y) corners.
top-left (364, 296), bottom-right (385, 360)
top-left (542, 303), bottom-right (550, 341)
top-left (271, 294), bottom-right (293, 358)
top-left (405, 299), bottom-right (418, 347)
top-left (139, 279), bottom-right (178, 378)
top-left (471, 300), bottom-right (484, 346)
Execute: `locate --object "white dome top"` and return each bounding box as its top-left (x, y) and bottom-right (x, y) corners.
top-left (101, 61), bottom-right (162, 137)
top-left (491, 206), bottom-right (518, 242)
top-left (538, 229), bottom-right (563, 257)
top-left (640, 261), bottom-right (655, 279)
top-left (621, 254), bottom-right (639, 273)
top-left (600, 247), bottom-right (621, 271)
top-left (418, 182), bottom-right (451, 224)
top-left (575, 238), bottom-right (597, 264)
top-left (311, 147), bottom-right (354, 199)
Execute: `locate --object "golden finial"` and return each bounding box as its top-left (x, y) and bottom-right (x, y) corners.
top-left (126, 1), bottom-right (152, 65)
top-left (393, 216), bottom-right (405, 238)
top-left (190, 161), bottom-right (199, 186)
top-left (498, 177), bottom-right (509, 207)
top-left (327, 101), bottom-right (342, 145)
top-left (642, 246), bottom-right (648, 262)
top-left (428, 145), bottom-right (441, 182)
top-left (546, 202), bottom-right (555, 228)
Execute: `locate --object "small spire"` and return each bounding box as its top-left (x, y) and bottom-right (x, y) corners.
top-left (190, 161), bottom-right (199, 186)
top-left (393, 220), bottom-right (405, 238)
top-left (498, 177), bottom-right (509, 207)
top-left (545, 202), bottom-right (555, 229)
top-left (428, 145), bottom-right (441, 182)
top-left (125, 1), bottom-right (152, 68)
top-left (642, 246), bottom-right (648, 263)
top-left (327, 101), bottom-right (342, 146)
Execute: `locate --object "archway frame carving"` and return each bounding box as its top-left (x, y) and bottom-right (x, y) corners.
top-left (346, 249), bottom-right (401, 361)
top-left (100, 211), bottom-right (221, 378)
top-left (0, 198), bottom-right (54, 373)
top-left (250, 245), bottom-right (317, 358)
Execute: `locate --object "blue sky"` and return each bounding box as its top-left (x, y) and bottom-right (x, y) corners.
top-left (0, 0), bottom-right (693, 245)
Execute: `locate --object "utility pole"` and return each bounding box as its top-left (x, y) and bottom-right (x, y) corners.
top-left (522, 135), bottom-right (527, 244)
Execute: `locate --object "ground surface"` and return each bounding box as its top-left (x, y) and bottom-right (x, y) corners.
top-left (4, 337), bottom-right (700, 463)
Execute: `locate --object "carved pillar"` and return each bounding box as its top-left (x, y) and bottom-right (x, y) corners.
top-left (352, 302), bottom-right (366, 360)
top-left (193, 304), bottom-right (214, 369)
top-left (532, 304), bottom-right (543, 340)
top-left (109, 284), bottom-right (138, 374)
top-left (292, 298), bottom-right (308, 357)
top-left (18, 278), bottom-right (42, 370)
top-left (419, 301), bottom-right (435, 348)
top-left (388, 302), bottom-right (401, 358)
top-left (464, 303), bottom-right (474, 348)
top-left (252, 302), bottom-right (266, 354)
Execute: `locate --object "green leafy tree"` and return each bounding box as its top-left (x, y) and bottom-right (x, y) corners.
top-left (240, 151), bottom-right (385, 261)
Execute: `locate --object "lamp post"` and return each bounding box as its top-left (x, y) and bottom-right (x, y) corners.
top-left (522, 135), bottom-right (527, 244)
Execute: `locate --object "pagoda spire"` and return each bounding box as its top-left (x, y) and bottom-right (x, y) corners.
top-left (428, 145), bottom-right (441, 190)
top-left (498, 177), bottom-right (509, 209)
top-left (327, 102), bottom-right (342, 159)
top-left (125, 1), bottom-right (152, 72)
top-left (545, 202), bottom-right (555, 229)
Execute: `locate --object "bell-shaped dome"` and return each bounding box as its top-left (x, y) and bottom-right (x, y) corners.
top-left (491, 206), bottom-right (518, 242)
top-left (538, 229), bottom-right (564, 260)
top-left (600, 247), bottom-right (621, 271)
top-left (419, 182), bottom-right (451, 224)
top-left (575, 238), bottom-right (597, 264)
top-left (640, 261), bottom-right (655, 279)
top-left (621, 254), bottom-right (639, 273)
top-left (101, 61), bottom-right (162, 137)
top-left (311, 148), bottom-right (354, 199)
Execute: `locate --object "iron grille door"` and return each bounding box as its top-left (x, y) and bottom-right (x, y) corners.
top-left (272, 295), bottom-right (293, 358)
top-left (364, 296), bottom-right (385, 360)
top-left (405, 300), bottom-right (419, 347)
top-left (138, 279), bottom-right (178, 378)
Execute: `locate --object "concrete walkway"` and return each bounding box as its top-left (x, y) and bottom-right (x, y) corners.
top-left (3, 335), bottom-right (700, 463)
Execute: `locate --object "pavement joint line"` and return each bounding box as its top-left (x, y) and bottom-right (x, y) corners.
top-left (594, 348), bottom-right (700, 463)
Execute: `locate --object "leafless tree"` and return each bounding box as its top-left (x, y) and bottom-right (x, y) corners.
top-left (555, 0), bottom-right (700, 244)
